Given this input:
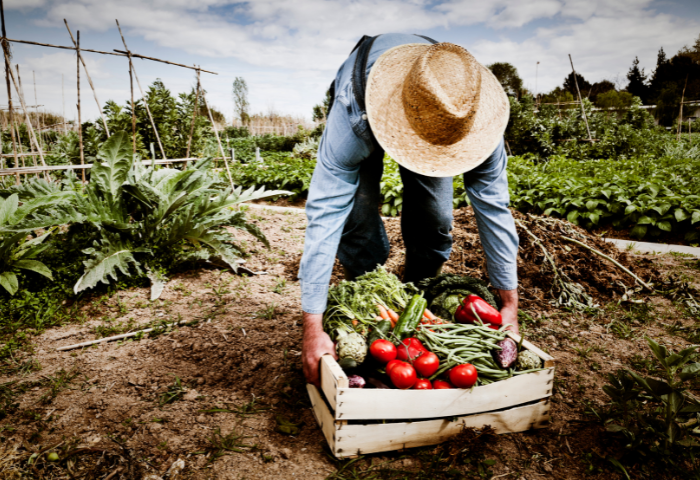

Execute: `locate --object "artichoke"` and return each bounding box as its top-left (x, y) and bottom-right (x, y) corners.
top-left (516, 350), bottom-right (542, 371)
top-left (336, 328), bottom-right (368, 369)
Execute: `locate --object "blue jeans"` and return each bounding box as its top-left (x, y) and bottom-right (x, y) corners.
top-left (337, 148), bottom-right (454, 282)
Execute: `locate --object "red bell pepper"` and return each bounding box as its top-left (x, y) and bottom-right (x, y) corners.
top-left (454, 294), bottom-right (502, 326)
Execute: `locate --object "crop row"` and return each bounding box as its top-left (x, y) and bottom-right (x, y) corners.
top-left (229, 150), bottom-right (700, 242)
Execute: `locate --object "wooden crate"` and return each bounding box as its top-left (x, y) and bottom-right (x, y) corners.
top-left (307, 332), bottom-right (555, 458)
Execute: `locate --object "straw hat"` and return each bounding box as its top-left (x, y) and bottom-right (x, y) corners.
top-left (366, 42), bottom-right (509, 177)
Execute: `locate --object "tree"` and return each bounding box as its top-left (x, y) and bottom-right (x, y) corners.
top-left (232, 77), bottom-right (250, 125)
top-left (625, 57), bottom-right (649, 103)
top-left (595, 90), bottom-right (634, 111)
top-left (589, 80), bottom-right (615, 102)
top-left (312, 89), bottom-right (332, 122)
top-left (539, 86), bottom-right (574, 104)
top-left (563, 72), bottom-right (591, 98)
top-left (487, 62), bottom-right (523, 98)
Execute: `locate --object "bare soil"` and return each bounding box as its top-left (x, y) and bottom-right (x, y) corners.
top-left (2, 206), bottom-right (699, 479)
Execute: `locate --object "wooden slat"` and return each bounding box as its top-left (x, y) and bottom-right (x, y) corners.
top-left (333, 401), bottom-right (550, 458)
top-left (334, 367), bottom-right (553, 420)
top-left (507, 332), bottom-right (556, 368)
top-left (320, 354), bottom-right (347, 412)
top-left (0, 157), bottom-right (232, 176)
top-left (307, 384), bottom-right (339, 456)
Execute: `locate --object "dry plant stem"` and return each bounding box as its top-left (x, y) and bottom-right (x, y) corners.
top-left (0, 0), bottom-right (20, 184)
top-left (561, 235), bottom-right (653, 290)
top-left (3, 49), bottom-right (48, 171)
top-left (202, 78), bottom-right (235, 190)
top-left (115, 21), bottom-right (166, 160)
top-left (56, 320), bottom-right (190, 351)
top-left (77, 31), bottom-right (85, 183)
top-left (568, 54), bottom-right (593, 143)
top-left (64, 19), bottom-right (110, 137)
top-left (185, 69), bottom-right (201, 165)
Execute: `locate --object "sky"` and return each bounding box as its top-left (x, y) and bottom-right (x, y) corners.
top-left (3, 0), bottom-right (700, 124)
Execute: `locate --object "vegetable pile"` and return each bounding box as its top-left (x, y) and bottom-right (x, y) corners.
top-left (323, 267), bottom-right (545, 390)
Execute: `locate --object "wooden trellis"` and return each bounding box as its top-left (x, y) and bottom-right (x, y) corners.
top-left (0, 0), bottom-right (229, 181)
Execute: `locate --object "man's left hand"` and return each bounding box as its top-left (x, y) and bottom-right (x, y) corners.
top-left (497, 289), bottom-right (519, 335)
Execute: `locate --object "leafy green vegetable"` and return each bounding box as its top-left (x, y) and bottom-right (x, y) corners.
top-left (324, 265), bottom-right (418, 335)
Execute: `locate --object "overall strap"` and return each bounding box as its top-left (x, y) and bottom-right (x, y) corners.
top-left (351, 35), bottom-right (378, 114)
top-left (414, 34), bottom-right (438, 44)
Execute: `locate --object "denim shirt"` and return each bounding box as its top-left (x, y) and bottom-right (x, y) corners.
top-left (299, 34), bottom-right (519, 314)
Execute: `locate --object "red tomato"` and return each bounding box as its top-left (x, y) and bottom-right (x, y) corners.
top-left (388, 362), bottom-right (417, 389)
top-left (413, 379), bottom-right (432, 390)
top-left (369, 339), bottom-right (397, 364)
top-left (449, 364), bottom-right (478, 388)
top-left (405, 338), bottom-right (427, 352)
top-left (396, 339), bottom-right (425, 363)
top-left (432, 379), bottom-right (452, 389)
top-left (413, 352), bottom-right (440, 378)
top-left (385, 359), bottom-right (405, 375)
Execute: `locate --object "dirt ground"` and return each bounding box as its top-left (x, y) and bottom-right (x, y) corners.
top-left (2, 206), bottom-right (699, 479)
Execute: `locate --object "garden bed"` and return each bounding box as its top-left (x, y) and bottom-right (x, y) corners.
top-left (1, 207), bottom-right (699, 479)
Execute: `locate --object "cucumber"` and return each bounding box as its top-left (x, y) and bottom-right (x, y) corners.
top-left (368, 320), bottom-right (392, 345)
top-left (394, 294), bottom-right (427, 339)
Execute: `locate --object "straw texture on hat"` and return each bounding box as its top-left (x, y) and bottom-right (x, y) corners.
top-left (366, 42), bottom-right (509, 177)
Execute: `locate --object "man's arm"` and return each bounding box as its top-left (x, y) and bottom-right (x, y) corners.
top-left (464, 139), bottom-right (520, 330)
top-left (302, 313), bottom-right (337, 387)
top-left (498, 288), bottom-right (519, 334)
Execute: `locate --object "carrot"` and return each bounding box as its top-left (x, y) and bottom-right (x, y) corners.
top-left (375, 315), bottom-right (383, 321)
top-left (424, 309), bottom-right (437, 321)
top-left (352, 319), bottom-right (358, 327)
top-left (387, 309), bottom-right (400, 322)
top-left (376, 304), bottom-right (390, 321)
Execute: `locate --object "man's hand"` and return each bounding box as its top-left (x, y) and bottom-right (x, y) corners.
top-left (498, 289), bottom-right (519, 335)
top-left (302, 312), bottom-right (337, 387)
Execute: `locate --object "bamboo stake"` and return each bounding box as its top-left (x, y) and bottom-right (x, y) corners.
top-left (64, 20), bottom-right (110, 137)
top-left (5, 38), bottom-right (218, 74)
top-left (0, 0), bottom-right (19, 184)
top-left (62, 74), bottom-right (66, 134)
top-left (678, 75), bottom-right (688, 142)
top-left (568, 54), bottom-right (593, 142)
top-left (561, 236), bottom-right (652, 290)
top-left (32, 70), bottom-right (44, 149)
top-left (185, 69), bottom-right (201, 165)
top-left (15, 65), bottom-right (38, 168)
top-left (112, 49), bottom-right (217, 74)
top-left (3, 49), bottom-right (47, 171)
top-left (115, 23), bottom-right (137, 156)
top-left (201, 77), bottom-right (234, 190)
top-left (76, 31), bottom-right (85, 183)
top-left (115, 20), bottom-right (166, 160)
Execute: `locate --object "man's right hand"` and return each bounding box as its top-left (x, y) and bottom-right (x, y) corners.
top-left (302, 312), bottom-right (337, 387)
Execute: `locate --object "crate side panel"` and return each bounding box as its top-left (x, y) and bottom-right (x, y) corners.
top-left (307, 384), bottom-right (339, 456)
top-left (320, 355), bottom-right (346, 411)
top-left (335, 368), bottom-right (553, 420)
top-left (334, 401), bottom-right (550, 458)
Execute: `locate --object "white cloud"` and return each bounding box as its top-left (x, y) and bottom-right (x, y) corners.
top-left (5, 0), bottom-right (700, 118)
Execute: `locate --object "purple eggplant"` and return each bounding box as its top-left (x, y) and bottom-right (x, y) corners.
top-left (347, 374), bottom-right (366, 388)
top-left (492, 338), bottom-right (518, 369)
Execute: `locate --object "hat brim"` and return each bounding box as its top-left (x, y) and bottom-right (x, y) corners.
top-left (366, 43), bottom-right (510, 177)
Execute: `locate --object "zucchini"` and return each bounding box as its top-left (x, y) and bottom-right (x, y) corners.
top-left (393, 294), bottom-right (427, 339)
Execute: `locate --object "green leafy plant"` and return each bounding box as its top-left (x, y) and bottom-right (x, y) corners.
top-left (601, 337), bottom-right (700, 459)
